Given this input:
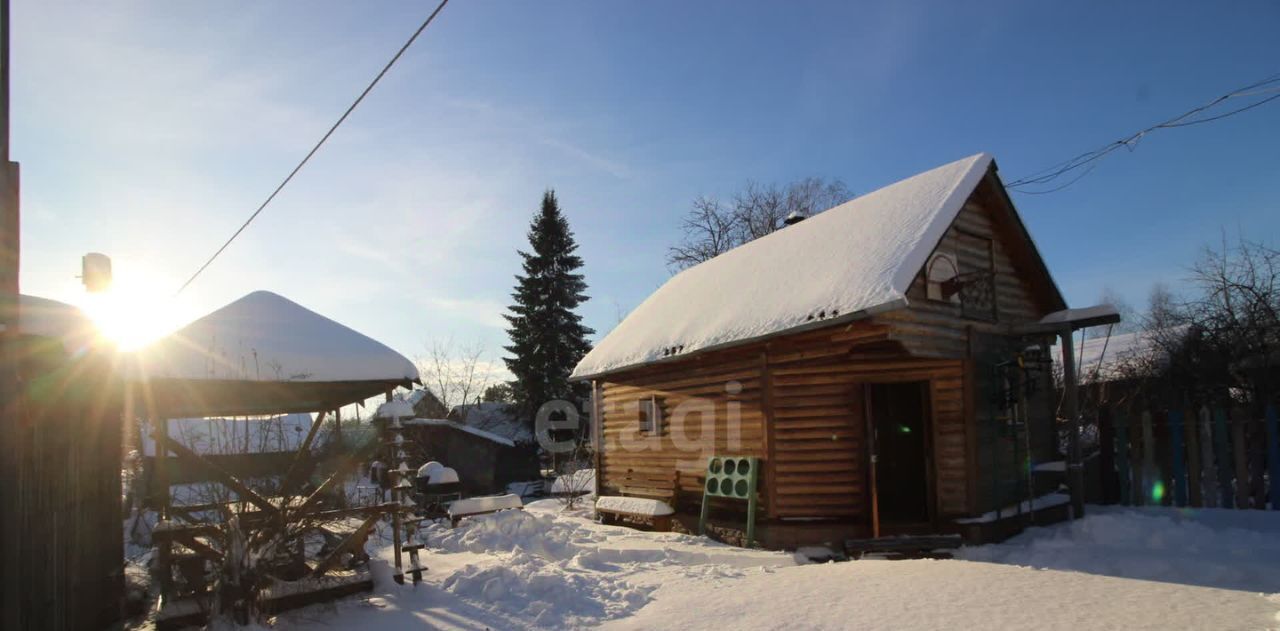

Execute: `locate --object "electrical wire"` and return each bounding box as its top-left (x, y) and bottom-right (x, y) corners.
top-left (176, 0), bottom-right (451, 295)
top-left (1008, 73), bottom-right (1280, 194)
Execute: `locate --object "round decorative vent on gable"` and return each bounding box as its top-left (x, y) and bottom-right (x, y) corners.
top-left (926, 252), bottom-right (962, 304)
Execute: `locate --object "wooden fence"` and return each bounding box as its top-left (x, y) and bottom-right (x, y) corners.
top-left (1, 337), bottom-right (124, 630)
top-left (1092, 401), bottom-right (1278, 509)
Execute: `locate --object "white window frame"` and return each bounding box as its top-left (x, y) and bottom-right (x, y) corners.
top-left (638, 396), bottom-right (663, 435)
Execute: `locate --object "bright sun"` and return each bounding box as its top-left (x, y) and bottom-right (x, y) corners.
top-left (80, 275), bottom-right (184, 351)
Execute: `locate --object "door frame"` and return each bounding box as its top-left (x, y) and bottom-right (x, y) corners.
top-left (862, 379), bottom-right (937, 536)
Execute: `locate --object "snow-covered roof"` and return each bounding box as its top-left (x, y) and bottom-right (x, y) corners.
top-left (403, 417), bottom-right (518, 447)
top-left (1054, 326), bottom-right (1191, 384)
top-left (1039, 304), bottom-right (1121, 329)
top-left (573, 153), bottom-right (998, 379)
top-left (376, 398), bottom-right (415, 419)
top-left (142, 413), bottom-right (315, 457)
top-left (14, 294), bottom-right (97, 355)
top-left (452, 402), bottom-right (533, 444)
top-left (133, 290), bottom-right (418, 383)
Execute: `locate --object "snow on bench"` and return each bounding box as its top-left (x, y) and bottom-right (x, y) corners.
top-left (448, 493), bottom-right (523, 526)
top-left (595, 496), bottom-right (675, 518)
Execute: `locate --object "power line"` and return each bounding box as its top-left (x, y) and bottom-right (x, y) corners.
top-left (176, 0), bottom-right (451, 295)
top-left (1007, 73), bottom-right (1280, 194)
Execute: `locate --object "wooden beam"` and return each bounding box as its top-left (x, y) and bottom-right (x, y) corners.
top-left (170, 532), bottom-right (223, 564)
top-left (280, 410), bottom-right (328, 496)
top-left (152, 417), bottom-right (172, 517)
top-left (963, 360), bottom-right (979, 516)
top-left (150, 429), bottom-right (278, 516)
top-left (289, 436), bottom-right (379, 520)
top-left (334, 408), bottom-right (342, 450)
top-left (592, 380), bottom-right (603, 497)
top-left (310, 512), bottom-right (381, 578)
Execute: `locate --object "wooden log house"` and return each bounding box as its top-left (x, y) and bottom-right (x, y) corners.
top-left (573, 154), bottom-right (1115, 548)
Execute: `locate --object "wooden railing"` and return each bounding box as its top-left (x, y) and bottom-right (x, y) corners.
top-left (958, 271), bottom-right (998, 322)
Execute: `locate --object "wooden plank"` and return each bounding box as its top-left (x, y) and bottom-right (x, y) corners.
top-left (1169, 409), bottom-right (1187, 506)
top-left (1140, 410), bottom-right (1154, 506)
top-left (151, 429), bottom-right (278, 516)
top-left (1098, 405), bottom-right (1116, 504)
top-left (1232, 410), bottom-right (1250, 509)
top-left (1115, 409), bottom-right (1131, 506)
top-left (281, 410), bottom-right (328, 497)
top-left (1213, 407), bottom-right (1232, 508)
top-left (310, 511), bottom-right (383, 578)
top-left (1197, 406), bottom-right (1216, 508)
top-left (1268, 403), bottom-right (1279, 511)
top-left (1186, 407), bottom-right (1202, 508)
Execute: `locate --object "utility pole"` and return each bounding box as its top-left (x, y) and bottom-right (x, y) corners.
top-left (0, 0), bottom-right (22, 628)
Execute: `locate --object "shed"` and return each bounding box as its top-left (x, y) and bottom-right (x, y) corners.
top-left (400, 417), bottom-right (539, 494)
top-left (573, 153), bottom-right (1115, 548)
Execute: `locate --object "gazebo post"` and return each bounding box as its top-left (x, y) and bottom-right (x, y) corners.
top-left (154, 415), bottom-right (173, 597)
top-left (157, 419), bottom-right (170, 516)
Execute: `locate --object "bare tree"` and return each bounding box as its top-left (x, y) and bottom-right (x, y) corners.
top-left (667, 177), bottom-right (852, 271)
top-left (1086, 287), bottom-right (1139, 338)
top-left (415, 339), bottom-right (502, 415)
top-left (667, 196), bottom-right (739, 270)
top-left (1185, 236), bottom-right (1280, 403)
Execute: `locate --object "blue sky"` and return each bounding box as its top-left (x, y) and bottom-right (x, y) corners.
top-left (12, 0), bottom-right (1280, 377)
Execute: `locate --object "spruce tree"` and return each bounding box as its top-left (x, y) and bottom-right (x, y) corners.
top-left (503, 190), bottom-right (594, 431)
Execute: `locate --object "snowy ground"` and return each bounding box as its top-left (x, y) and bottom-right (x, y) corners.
top-left (271, 503), bottom-right (1280, 631)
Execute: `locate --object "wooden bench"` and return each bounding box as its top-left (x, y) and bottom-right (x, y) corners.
top-left (596, 469), bottom-right (681, 531)
top-left (447, 493), bottom-right (524, 527)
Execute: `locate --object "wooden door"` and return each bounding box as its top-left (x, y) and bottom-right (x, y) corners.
top-left (867, 381), bottom-right (933, 526)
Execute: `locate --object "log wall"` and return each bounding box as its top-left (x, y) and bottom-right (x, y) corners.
top-left (597, 326), bottom-right (971, 521)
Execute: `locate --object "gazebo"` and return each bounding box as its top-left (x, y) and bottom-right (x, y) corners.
top-left (128, 290), bottom-right (420, 627)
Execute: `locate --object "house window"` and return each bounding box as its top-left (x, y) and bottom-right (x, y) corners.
top-left (638, 397), bottom-right (663, 435)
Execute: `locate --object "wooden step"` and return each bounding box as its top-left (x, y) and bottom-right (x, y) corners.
top-left (844, 534), bottom-right (962, 557)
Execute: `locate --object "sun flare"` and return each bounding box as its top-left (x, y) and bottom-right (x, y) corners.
top-left (79, 276), bottom-right (184, 351)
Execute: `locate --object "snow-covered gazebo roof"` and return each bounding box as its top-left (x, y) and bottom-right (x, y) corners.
top-left (13, 294), bottom-right (98, 355)
top-left (131, 290), bottom-right (418, 417)
top-left (574, 153), bottom-right (1052, 379)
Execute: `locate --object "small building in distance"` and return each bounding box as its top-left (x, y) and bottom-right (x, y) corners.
top-left (397, 395), bottom-right (538, 494)
top-left (401, 417), bottom-right (538, 494)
